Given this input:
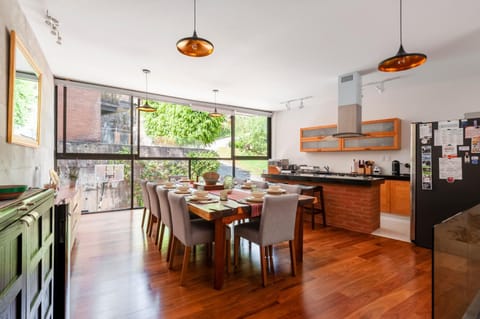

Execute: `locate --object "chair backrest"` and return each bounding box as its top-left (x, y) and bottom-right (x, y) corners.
top-left (251, 180), bottom-right (268, 189)
top-left (140, 180), bottom-right (150, 210)
top-left (156, 186), bottom-right (172, 229)
top-left (168, 192), bottom-right (192, 246)
top-left (280, 183), bottom-right (302, 194)
top-left (259, 194), bottom-right (299, 246)
top-left (146, 182), bottom-right (160, 219)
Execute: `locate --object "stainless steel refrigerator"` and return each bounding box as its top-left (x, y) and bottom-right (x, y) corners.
top-left (411, 118), bottom-right (480, 249)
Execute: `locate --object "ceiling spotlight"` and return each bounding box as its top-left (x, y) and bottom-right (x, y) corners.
top-left (375, 82), bottom-right (385, 94)
top-left (378, 0), bottom-right (427, 72)
top-left (209, 89), bottom-right (223, 117)
top-left (176, 0), bottom-right (214, 57)
top-left (136, 69), bottom-right (156, 112)
top-left (299, 99), bottom-right (305, 109)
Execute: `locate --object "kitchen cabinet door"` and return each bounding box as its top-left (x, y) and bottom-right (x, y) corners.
top-left (300, 125), bottom-right (341, 151)
top-left (389, 180), bottom-right (411, 216)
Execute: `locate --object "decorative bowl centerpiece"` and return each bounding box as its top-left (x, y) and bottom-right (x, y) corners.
top-left (202, 171), bottom-right (219, 185)
top-left (0, 185), bottom-right (28, 200)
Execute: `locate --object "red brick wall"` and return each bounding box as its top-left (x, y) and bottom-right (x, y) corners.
top-left (267, 178), bottom-right (382, 233)
top-left (66, 87), bottom-right (101, 141)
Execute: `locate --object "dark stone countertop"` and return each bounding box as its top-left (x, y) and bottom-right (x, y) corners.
top-left (261, 173), bottom-right (386, 186)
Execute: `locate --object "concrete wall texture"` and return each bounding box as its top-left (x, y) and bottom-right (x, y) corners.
top-left (0, 0), bottom-right (55, 187)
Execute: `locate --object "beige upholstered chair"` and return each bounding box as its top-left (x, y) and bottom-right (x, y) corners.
top-left (167, 192), bottom-right (231, 286)
top-left (156, 187), bottom-right (174, 260)
top-left (278, 183), bottom-right (302, 194)
top-left (233, 193), bottom-right (299, 287)
top-left (146, 182), bottom-right (164, 245)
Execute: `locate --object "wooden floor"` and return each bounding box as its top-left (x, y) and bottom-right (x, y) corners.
top-left (70, 210), bottom-right (432, 319)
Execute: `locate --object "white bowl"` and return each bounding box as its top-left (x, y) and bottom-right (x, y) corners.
top-left (194, 190), bottom-right (208, 198)
top-left (269, 185), bottom-right (281, 190)
top-left (165, 182), bottom-right (175, 187)
top-left (243, 182), bottom-right (252, 188)
top-left (251, 191), bottom-right (265, 199)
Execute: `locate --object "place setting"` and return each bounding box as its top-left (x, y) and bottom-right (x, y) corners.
top-left (266, 184), bottom-right (286, 195)
top-left (174, 184), bottom-right (191, 194)
top-left (162, 181), bottom-right (177, 189)
top-left (188, 190), bottom-right (218, 204)
top-left (245, 190), bottom-right (266, 203)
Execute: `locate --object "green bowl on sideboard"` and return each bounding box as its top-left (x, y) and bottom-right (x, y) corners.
top-left (0, 185), bottom-right (28, 200)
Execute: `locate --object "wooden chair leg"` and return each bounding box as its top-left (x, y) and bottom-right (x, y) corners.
top-left (289, 240), bottom-right (297, 276)
top-left (225, 239), bottom-right (231, 274)
top-left (168, 237), bottom-right (177, 270)
top-left (260, 246), bottom-right (267, 287)
top-left (141, 207), bottom-right (147, 229)
top-left (147, 214), bottom-right (153, 236)
top-left (157, 223), bottom-right (165, 249)
top-left (234, 235), bottom-right (240, 267)
top-left (155, 220), bottom-right (161, 244)
top-left (268, 245), bottom-right (274, 273)
top-left (166, 232), bottom-right (173, 262)
top-left (180, 246), bottom-right (191, 286)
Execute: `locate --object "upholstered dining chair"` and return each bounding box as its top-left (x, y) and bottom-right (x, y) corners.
top-left (278, 183), bottom-right (302, 194)
top-left (146, 182), bottom-right (164, 246)
top-left (167, 192), bottom-right (231, 286)
top-left (233, 193), bottom-right (299, 287)
top-left (156, 187), bottom-right (174, 260)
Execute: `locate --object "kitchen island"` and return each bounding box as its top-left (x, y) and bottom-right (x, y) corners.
top-left (262, 173), bottom-right (385, 233)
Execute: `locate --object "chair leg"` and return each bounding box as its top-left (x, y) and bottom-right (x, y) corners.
top-left (141, 207), bottom-right (147, 229)
top-left (180, 246), bottom-right (191, 286)
top-left (166, 231), bottom-right (173, 262)
top-left (157, 223), bottom-right (165, 249)
top-left (155, 220), bottom-right (161, 244)
top-left (289, 240), bottom-right (297, 276)
top-left (268, 245), bottom-right (274, 273)
top-left (168, 237), bottom-right (177, 270)
top-left (225, 240), bottom-right (231, 274)
top-left (147, 214), bottom-right (153, 236)
top-left (260, 246), bottom-right (267, 287)
top-left (234, 235), bottom-right (240, 267)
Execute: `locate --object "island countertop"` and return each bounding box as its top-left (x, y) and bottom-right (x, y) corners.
top-left (261, 173), bottom-right (385, 186)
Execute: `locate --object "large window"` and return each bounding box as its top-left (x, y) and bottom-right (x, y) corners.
top-left (55, 80), bottom-right (271, 213)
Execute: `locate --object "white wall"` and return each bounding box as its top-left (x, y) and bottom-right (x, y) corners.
top-left (0, 0), bottom-right (55, 187)
top-left (273, 67), bottom-right (480, 175)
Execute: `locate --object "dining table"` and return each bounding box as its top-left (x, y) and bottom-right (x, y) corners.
top-left (186, 187), bottom-right (314, 290)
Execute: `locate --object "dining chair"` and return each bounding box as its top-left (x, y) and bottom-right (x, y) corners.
top-left (139, 180), bottom-right (150, 230)
top-left (167, 192), bottom-right (231, 286)
top-left (233, 193), bottom-right (299, 287)
top-left (156, 187), bottom-right (174, 260)
top-left (301, 185), bottom-right (327, 229)
top-left (146, 182), bottom-right (164, 246)
top-left (278, 183), bottom-right (302, 194)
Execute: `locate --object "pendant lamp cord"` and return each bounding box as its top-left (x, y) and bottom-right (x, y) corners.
top-left (144, 70), bottom-right (149, 102)
top-left (399, 0), bottom-right (403, 45)
top-left (193, 0), bottom-right (197, 33)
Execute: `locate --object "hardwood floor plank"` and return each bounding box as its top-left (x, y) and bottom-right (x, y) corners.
top-left (70, 209), bottom-right (431, 318)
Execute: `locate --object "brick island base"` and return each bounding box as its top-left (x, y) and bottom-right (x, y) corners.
top-left (264, 178), bottom-right (382, 233)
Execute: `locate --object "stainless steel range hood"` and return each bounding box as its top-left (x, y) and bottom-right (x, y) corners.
top-left (332, 72), bottom-right (364, 138)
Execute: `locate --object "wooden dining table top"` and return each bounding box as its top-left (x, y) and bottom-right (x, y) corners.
top-left (179, 187), bottom-right (314, 290)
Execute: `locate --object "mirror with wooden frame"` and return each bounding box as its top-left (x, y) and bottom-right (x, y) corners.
top-left (7, 30), bottom-right (42, 147)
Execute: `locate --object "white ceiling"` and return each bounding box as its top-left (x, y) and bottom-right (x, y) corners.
top-left (17, 0), bottom-right (480, 111)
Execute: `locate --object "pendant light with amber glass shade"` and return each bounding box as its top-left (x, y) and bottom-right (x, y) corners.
top-left (176, 0), bottom-right (214, 57)
top-left (137, 69), bottom-right (156, 112)
top-left (209, 89), bottom-right (222, 118)
top-left (378, 0), bottom-right (427, 72)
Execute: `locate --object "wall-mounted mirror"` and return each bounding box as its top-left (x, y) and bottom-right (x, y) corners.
top-left (7, 30), bottom-right (42, 147)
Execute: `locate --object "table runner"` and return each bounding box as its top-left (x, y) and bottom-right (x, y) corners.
top-left (209, 189), bottom-right (262, 217)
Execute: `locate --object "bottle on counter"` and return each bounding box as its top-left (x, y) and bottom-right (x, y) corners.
top-left (358, 160), bottom-right (365, 175)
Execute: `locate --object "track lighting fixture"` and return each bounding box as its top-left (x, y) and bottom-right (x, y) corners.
top-left (45, 10), bottom-right (62, 45)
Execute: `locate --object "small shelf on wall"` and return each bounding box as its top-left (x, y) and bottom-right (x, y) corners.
top-left (300, 118), bottom-right (401, 152)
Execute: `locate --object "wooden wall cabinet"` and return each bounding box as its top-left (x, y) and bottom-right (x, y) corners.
top-left (380, 180), bottom-right (411, 216)
top-left (0, 190), bottom-right (55, 319)
top-left (300, 118), bottom-right (401, 152)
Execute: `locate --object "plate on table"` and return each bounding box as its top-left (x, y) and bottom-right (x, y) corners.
top-left (246, 196), bottom-right (264, 203)
top-left (174, 189), bottom-right (191, 194)
top-left (190, 195), bottom-right (211, 201)
top-left (0, 185), bottom-right (28, 200)
top-left (266, 188), bottom-right (286, 194)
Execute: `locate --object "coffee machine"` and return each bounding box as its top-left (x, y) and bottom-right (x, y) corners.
top-left (392, 160), bottom-right (400, 176)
